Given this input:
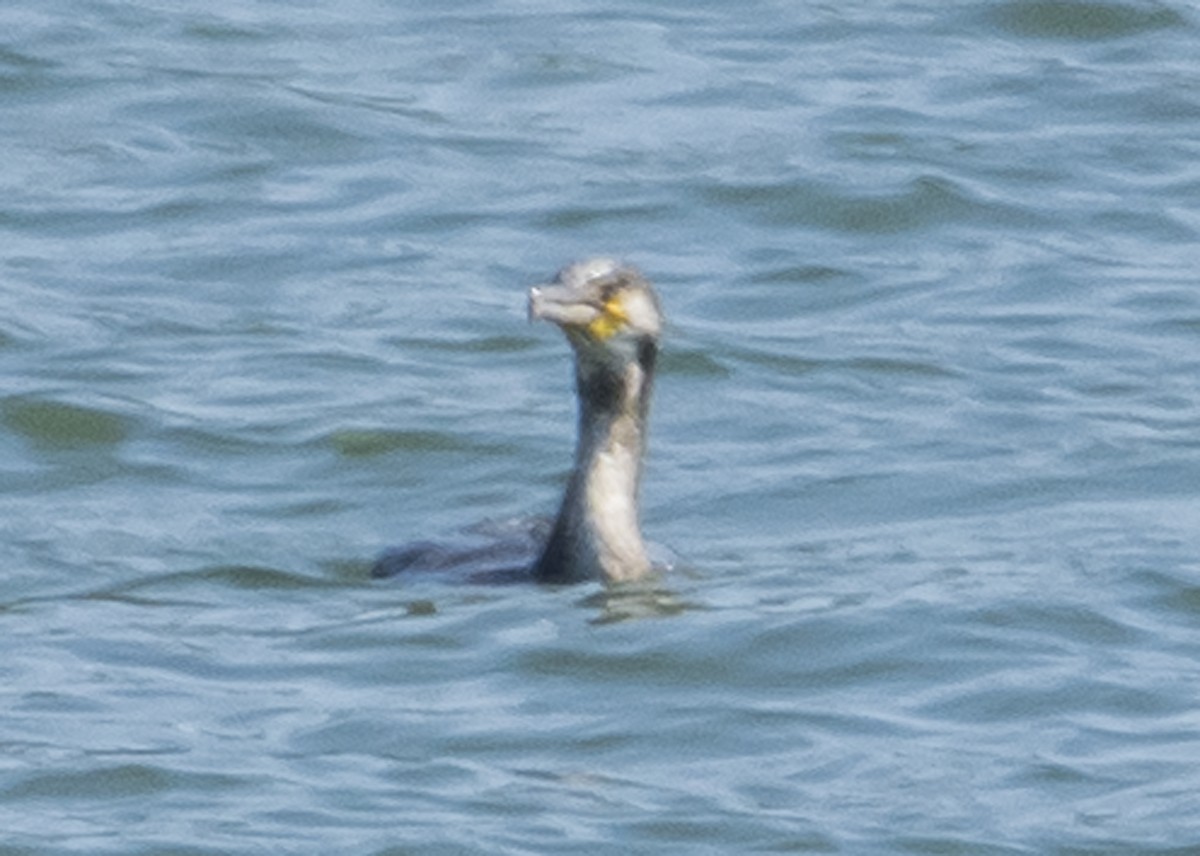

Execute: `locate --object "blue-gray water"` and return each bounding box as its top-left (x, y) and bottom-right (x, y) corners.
top-left (3, 1), bottom-right (1200, 853)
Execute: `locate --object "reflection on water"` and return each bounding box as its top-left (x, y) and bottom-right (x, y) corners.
top-left (581, 582), bottom-right (698, 625)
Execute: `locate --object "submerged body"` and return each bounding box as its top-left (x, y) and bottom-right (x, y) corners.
top-left (372, 258), bottom-right (664, 585)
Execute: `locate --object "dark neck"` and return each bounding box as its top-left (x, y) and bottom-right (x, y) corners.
top-left (533, 342), bottom-right (656, 583)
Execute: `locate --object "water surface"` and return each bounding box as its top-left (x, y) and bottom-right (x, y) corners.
top-left (3, 1), bottom-right (1200, 853)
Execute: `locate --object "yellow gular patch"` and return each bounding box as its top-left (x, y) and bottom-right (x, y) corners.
top-left (587, 296), bottom-right (628, 341)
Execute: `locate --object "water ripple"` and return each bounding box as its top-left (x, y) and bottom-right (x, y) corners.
top-left (4, 0), bottom-right (1200, 852)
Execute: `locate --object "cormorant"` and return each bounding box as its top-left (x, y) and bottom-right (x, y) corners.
top-left (371, 258), bottom-right (663, 585)
top-left (527, 257), bottom-right (661, 583)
